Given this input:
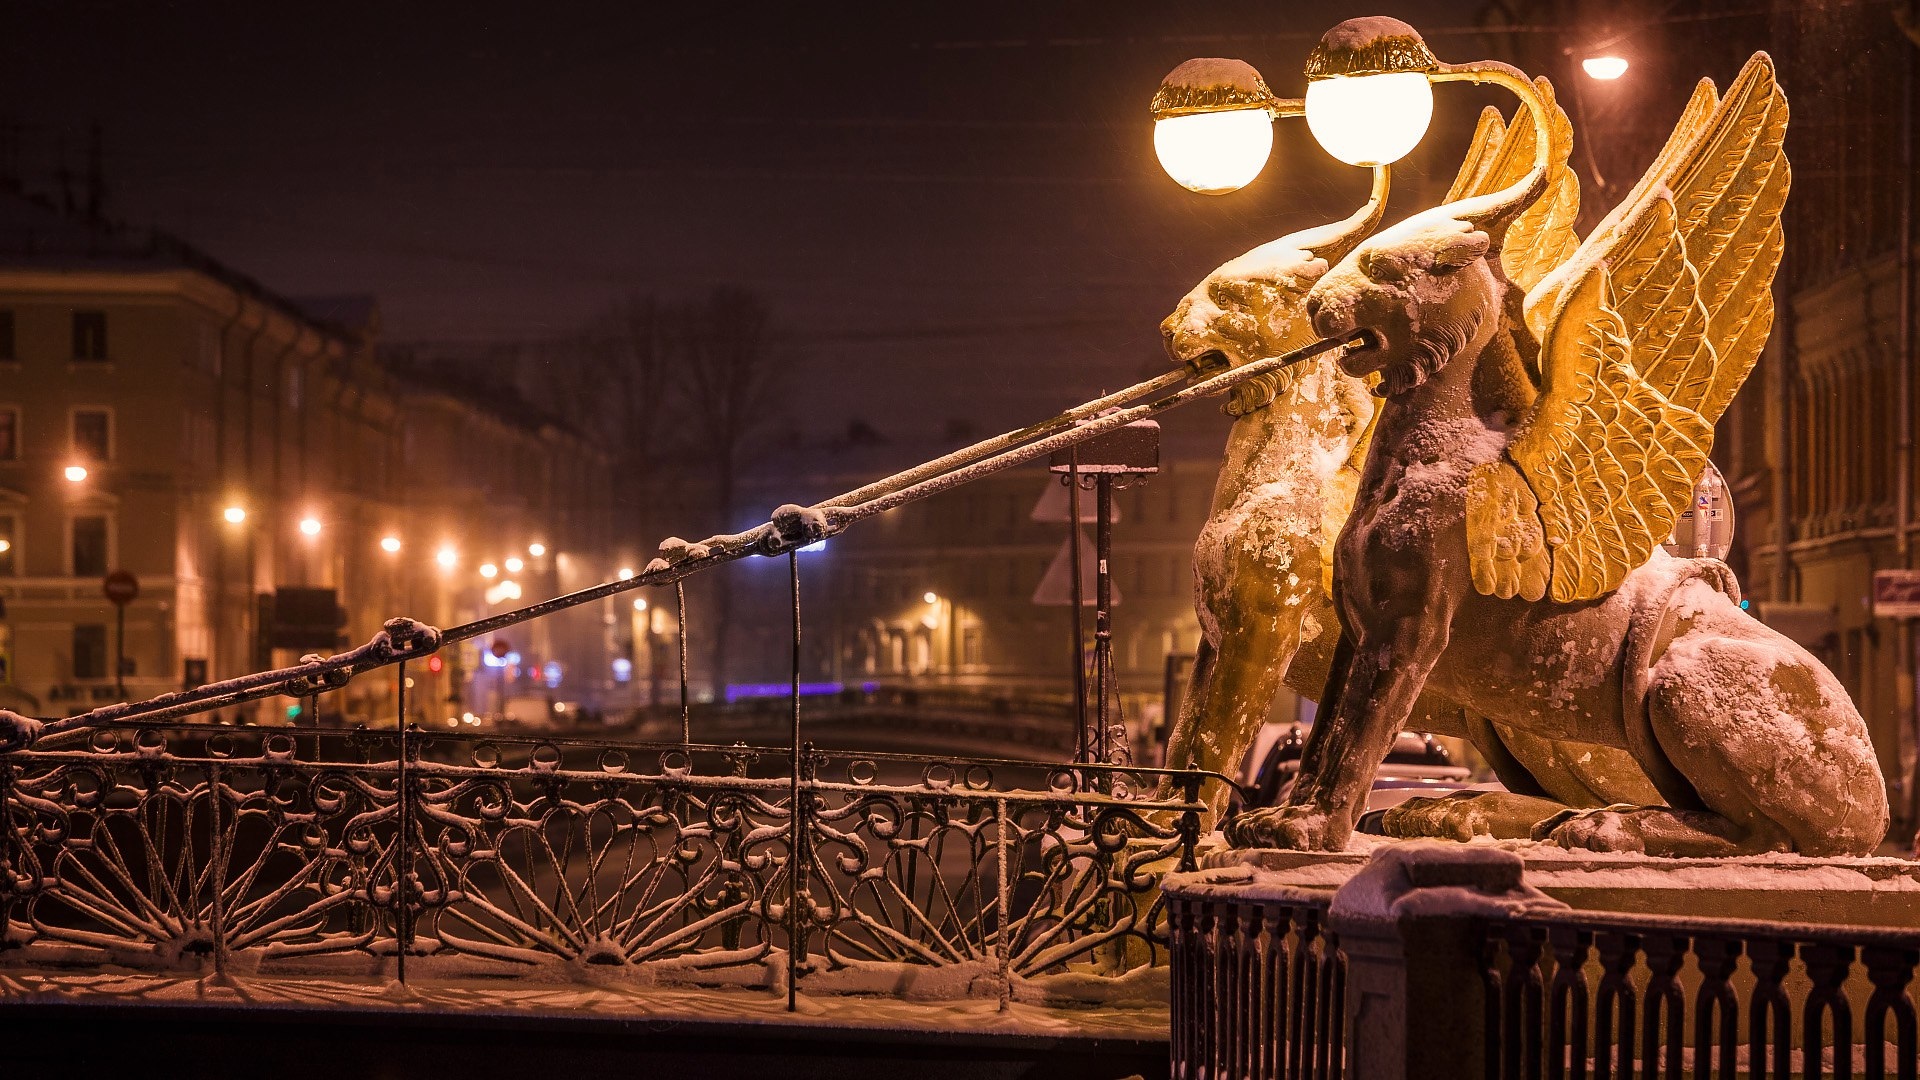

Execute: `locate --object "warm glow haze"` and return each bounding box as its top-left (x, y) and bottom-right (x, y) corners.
top-left (1153, 109), bottom-right (1273, 194)
top-left (1304, 72), bottom-right (1433, 166)
top-left (1582, 56), bottom-right (1629, 80)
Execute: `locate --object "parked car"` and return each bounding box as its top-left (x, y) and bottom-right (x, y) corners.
top-left (1240, 725), bottom-right (1497, 820)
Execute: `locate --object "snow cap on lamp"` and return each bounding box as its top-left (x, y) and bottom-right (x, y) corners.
top-left (1150, 57), bottom-right (1279, 195)
top-left (1304, 17), bottom-right (1437, 167)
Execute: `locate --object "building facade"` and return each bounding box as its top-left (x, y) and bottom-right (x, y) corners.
top-left (0, 192), bottom-right (617, 722)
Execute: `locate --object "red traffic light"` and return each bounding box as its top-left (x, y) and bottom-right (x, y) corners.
top-left (426, 655), bottom-right (444, 674)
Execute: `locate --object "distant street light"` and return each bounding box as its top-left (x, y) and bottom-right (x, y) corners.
top-left (504, 556), bottom-right (524, 573)
top-left (380, 535), bottom-right (402, 553)
top-left (63, 465), bottom-right (87, 483)
top-left (1582, 55), bottom-right (1629, 80)
top-left (633, 597), bottom-right (648, 612)
top-left (527, 542), bottom-right (546, 557)
top-left (617, 567), bottom-right (636, 581)
top-left (223, 506), bottom-right (248, 524)
top-left (436, 546), bottom-right (458, 570)
top-left (479, 562), bottom-right (499, 578)
top-left (298, 517), bottom-right (322, 537)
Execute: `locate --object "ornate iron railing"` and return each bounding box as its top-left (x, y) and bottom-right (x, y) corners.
top-left (0, 722), bottom-right (1218, 999)
top-left (1167, 885), bottom-right (1344, 1080)
top-left (1164, 860), bottom-right (1920, 1080)
top-left (1481, 908), bottom-right (1920, 1080)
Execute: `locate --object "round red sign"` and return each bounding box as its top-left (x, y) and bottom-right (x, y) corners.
top-left (103, 570), bottom-right (139, 606)
top-left (489, 639), bottom-right (511, 659)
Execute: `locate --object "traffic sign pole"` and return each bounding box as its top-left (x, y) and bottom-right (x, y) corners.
top-left (102, 571), bottom-right (140, 699)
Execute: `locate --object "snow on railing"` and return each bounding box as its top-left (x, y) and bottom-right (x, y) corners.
top-left (1162, 846), bottom-right (1920, 1080)
top-left (0, 721), bottom-right (1228, 1003)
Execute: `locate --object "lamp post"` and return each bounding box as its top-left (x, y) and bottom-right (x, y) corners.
top-left (1150, 17), bottom-right (1550, 193)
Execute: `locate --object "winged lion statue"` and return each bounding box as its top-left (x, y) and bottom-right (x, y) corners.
top-left (1224, 52), bottom-right (1889, 858)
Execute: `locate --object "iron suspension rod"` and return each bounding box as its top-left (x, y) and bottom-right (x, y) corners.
top-left (819, 368), bottom-right (1190, 510)
top-left (16, 331), bottom-right (1365, 742)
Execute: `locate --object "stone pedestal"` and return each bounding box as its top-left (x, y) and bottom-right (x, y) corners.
top-left (1209, 835), bottom-right (1920, 926)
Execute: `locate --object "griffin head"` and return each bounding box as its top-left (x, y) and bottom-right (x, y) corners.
top-left (1307, 171), bottom-right (1543, 399)
top-left (1162, 237), bottom-right (1329, 375)
top-left (1162, 169), bottom-right (1391, 415)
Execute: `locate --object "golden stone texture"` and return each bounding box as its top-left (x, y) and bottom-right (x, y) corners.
top-left (1205, 53), bottom-right (1889, 857)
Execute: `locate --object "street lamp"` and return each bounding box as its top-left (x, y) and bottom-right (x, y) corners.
top-left (298, 516), bottom-right (322, 537)
top-left (1152, 17), bottom-right (1549, 189)
top-left (1582, 55), bottom-right (1629, 80)
top-left (504, 556), bottom-right (524, 573)
top-left (223, 506), bottom-right (248, 525)
top-left (436, 545), bottom-right (458, 570)
top-left (380, 535), bottom-right (402, 553)
top-left (527, 542), bottom-right (546, 558)
top-left (63, 465), bottom-right (87, 483)
top-left (479, 562), bottom-right (498, 579)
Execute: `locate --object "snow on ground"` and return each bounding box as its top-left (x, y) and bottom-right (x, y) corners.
top-left (0, 964), bottom-right (1170, 1041)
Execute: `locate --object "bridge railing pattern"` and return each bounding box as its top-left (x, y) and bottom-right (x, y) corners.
top-left (0, 723), bottom-right (1214, 994)
top-left (1163, 851), bottom-right (1920, 1080)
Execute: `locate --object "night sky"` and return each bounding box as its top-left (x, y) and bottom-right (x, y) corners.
top-left (4, 1), bottom-right (1507, 444)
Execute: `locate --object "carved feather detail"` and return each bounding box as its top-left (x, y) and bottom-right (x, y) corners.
top-left (1469, 51), bottom-right (1788, 602)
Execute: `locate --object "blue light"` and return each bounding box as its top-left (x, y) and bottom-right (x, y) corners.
top-left (542, 661), bottom-right (563, 689)
top-left (724, 681), bottom-right (843, 703)
top-left (800, 539), bottom-right (827, 553)
top-left (1739, 599), bottom-right (1751, 610)
top-left (611, 658), bottom-right (633, 683)
top-left (482, 651), bottom-right (508, 668)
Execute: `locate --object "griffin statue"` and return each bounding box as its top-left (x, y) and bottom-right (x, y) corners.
top-left (1217, 50), bottom-right (1890, 858)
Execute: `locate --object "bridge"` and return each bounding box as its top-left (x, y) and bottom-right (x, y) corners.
top-left (0, 335), bottom-right (1362, 1077)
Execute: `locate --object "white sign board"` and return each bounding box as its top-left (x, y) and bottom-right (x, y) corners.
top-left (1872, 569), bottom-right (1920, 618)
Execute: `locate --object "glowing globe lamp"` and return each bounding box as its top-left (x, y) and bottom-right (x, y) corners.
top-left (63, 465), bottom-right (87, 483)
top-left (1582, 56), bottom-right (1628, 81)
top-left (223, 506), bottom-right (247, 524)
top-left (1301, 17), bottom-right (1441, 167)
top-left (1154, 110), bottom-right (1274, 194)
top-left (1150, 57), bottom-right (1279, 195)
top-left (380, 535), bottom-right (402, 553)
top-left (1305, 73), bottom-right (1433, 166)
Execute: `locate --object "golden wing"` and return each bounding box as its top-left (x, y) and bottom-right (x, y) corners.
top-left (1468, 52), bottom-right (1788, 603)
top-left (1448, 78), bottom-right (1581, 296)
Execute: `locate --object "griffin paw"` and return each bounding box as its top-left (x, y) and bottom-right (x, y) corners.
top-left (1223, 805), bottom-right (1345, 851)
top-left (1535, 806), bottom-right (1646, 852)
top-left (1381, 794), bottom-right (1491, 842)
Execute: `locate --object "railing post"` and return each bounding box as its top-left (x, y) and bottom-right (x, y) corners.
top-left (0, 755), bottom-right (17, 948)
top-left (1329, 843), bottom-right (1565, 1080)
top-left (676, 581), bottom-right (690, 745)
top-left (394, 658), bottom-right (410, 986)
top-left (208, 757), bottom-right (228, 978)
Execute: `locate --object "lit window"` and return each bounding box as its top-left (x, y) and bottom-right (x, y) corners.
top-left (0, 515), bottom-right (17, 575)
top-left (71, 311), bottom-right (107, 362)
top-left (72, 409), bottom-right (110, 461)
